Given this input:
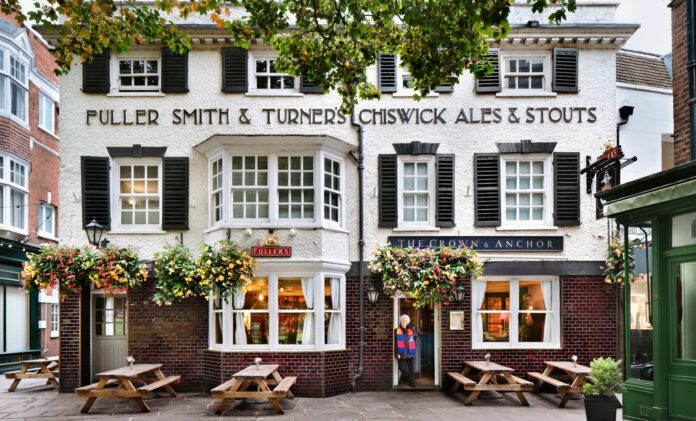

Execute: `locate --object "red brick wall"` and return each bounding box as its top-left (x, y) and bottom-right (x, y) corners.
top-left (672, 0), bottom-right (692, 165)
top-left (58, 292), bottom-right (81, 392)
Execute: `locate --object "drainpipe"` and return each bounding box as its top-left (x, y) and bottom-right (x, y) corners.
top-left (350, 110), bottom-right (366, 392)
top-left (687, 0), bottom-right (696, 160)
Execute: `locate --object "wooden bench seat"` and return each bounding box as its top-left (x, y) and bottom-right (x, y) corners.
top-left (272, 376), bottom-right (296, 396)
top-left (528, 372), bottom-right (570, 389)
top-left (75, 379), bottom-right (119, 396)
top-left (510, 375), bottom-right (534, 389)
top-left (211, 378), bottom-right (238, 397)
top-left (138, 375), bottom-right (181, 393)
top-left (448, 371), bottom-right (476, 393)
top-left (4, 368), bottom-right (41, 378)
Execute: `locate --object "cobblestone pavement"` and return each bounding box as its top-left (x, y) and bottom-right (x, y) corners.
top-left (0, 378), bottom-right (621, 420)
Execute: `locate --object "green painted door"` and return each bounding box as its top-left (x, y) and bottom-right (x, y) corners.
top-left (669, 256), bottom-right (696, 420)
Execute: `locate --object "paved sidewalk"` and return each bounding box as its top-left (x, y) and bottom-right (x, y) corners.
top-left (0, 378), bottom-right (619, 420)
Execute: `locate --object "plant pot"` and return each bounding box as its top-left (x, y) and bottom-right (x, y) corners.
top-left (584, 395), bottom-right (617, 421)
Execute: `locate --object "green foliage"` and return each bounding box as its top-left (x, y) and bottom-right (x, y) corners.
top-left (197, 240), bottom-right (255, 302)
top-left (152, 243), bottom-right (202, 306)
top-left (369, 245), bottom-right (482, 308)
top-left (583, 357), bottom-right (623, 397)
top-left (602, 230), bottom-right (635, 285)
top-left (21, 245), bottom-right (86, 296)
top-left (3, 0), bottom-right (576, 113)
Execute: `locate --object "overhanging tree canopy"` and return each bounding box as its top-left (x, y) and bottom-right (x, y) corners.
top-left (1, 0), bottom-right (576, 112)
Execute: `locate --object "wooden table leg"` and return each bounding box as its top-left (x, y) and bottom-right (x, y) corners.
top-left (272, 371), bottom-right (294, 399)
top-left (558, 373), bottom-right (583, 408)
top-left (452, 366), bottom-right (472, 394)
top-left (8, 364), bottom-right (28, 392)
top-left (153, 369), bottom-right (177, 397)
top-left (39, 363), bottom-right (60, 391)
top-left (464, 373), bottom-right (491, 406)
top-left (503, 372), bottom-right (529, 406)
top-left (533, 365), bottom-right (554, 393)
top-left (81, 377), bottom-right (108, 414)
top-left (256, 379), bottom-right (284, 414)
top-left (216, 379), bottom-right (245, 415)
top-left (120, 377), bottom-right (150, 413)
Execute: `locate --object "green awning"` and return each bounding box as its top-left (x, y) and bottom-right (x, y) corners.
top-left (605, 179), bottom-right (696, 216)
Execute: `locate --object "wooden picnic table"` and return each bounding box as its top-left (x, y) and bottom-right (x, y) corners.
top-left (211, 364), bottom-right (296, 415)
top-left (75, 363), bottom-right (180, 414)
top-left (528, 361), bottom-right (592, 407)
top-left (4, 356), bottom-right (59, 392)
top-left (448, 361), bottom-right (533, 406)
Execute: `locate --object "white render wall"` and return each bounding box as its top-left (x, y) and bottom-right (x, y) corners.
top-left (58, 3), bottom-right (627, 266)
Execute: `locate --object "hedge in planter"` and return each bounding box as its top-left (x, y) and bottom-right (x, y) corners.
top-left (369, 245), bottom-right (483, 308)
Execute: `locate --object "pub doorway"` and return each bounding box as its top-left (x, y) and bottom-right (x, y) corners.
top-left (393, 296), bottom-right (440, 390)
top-left (91, 293), bottom-right (128, 379)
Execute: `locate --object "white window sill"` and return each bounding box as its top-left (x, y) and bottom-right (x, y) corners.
top-left (496, 91), bottom-right (557, 98)
top-left (0, 226), bottom-right (29, 236)
top-left (207, 347), bottom-right (347, 353)
top-left (107, 92), bottom-right (165, 97)
top-left (37, 126), bottom-right (59, 140)
top-left (392, 92), bottom-right (439, 98)
top-left (38, 233), bottom-right (59, 242)
top-left (496, 225), bottom-right (558, 231)
top-left (472, 344), bottom-right (561, 350)
top-left (245, 91), bottom-right (304, 97)
top-left (109, 229), bottom-right (167, 235)
top-left (50, 332), bottom-right (59, 338)
top-left (392, 226), bottom-right (441, 232)
top-left (205, 224), bottom-right (349, 235)
top-left (0, 111), bottom-right (29, 130)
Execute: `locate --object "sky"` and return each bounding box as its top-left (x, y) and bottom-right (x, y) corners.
top-left (17, 0), bottom-right (673, 55)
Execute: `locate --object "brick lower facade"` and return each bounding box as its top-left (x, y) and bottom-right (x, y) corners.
top-left (59, 273), bottom-right (617, 396)
top-left (671, 0), bottom-right (691, 165)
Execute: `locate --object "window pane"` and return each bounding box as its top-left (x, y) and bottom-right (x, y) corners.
top-left (241, 277), bottom-right (268, 310)
top-left (237, 312), bottom-right (269, 345)
top-left (481, 313), bottom-right (510, 342)
top-left (518, 313), bottom-right (547, 342)
top-left (628, 222), bottom-right (653, 380)
top-left (531, 76), bottom-right (543, 89)
top-left (278, 313), bottom-right (311, 344)
top-left (480, 281), bottom-right (509, 310)
top-left (519, 281), bottom-right (547, 311)
top-left (675, 261), bottom-right (696, 360)
top-left (518, 77), bottom-right (529, 89)
top-left (256, 60), bottom-right (267, 73)
top-left (214, 312), bottom-right (223, 344)
top-left (672, 211), bottom-right (696, 247)
top-left (506, 162), bottom-right (516, 175)
top-left (531, 61), bottom-right (543, 72)
top-left (518, 59), bottom-right (530, 72)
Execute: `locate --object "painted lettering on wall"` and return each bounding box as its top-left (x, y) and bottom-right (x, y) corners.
top-left (387, 236), bottom-right (564, 251)
top-left (85, 107), bottom-right (598, 126)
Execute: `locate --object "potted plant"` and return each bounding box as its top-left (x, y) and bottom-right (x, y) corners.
top-left (583, 357), bottom-right (623, 421)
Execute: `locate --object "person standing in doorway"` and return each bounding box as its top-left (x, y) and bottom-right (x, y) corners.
top-left (394, 314), bottom-right (417, 388)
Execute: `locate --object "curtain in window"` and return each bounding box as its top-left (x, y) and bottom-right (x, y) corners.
top-left (327, 278), bottom-right (340, 344)
top-left (474, 281), bottom-right (487, 342)
top-left (233, 289), bottom-right (247, 345)
top-left (542, 281), bottom-right (552, 343)
top-left (301, 278), bottom-right (314, 344)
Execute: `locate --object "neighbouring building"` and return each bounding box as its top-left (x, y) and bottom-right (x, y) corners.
top-left (616, 49), bottom-right (673, 181)
top-left (599, 1), bottom-right (696, 420)
top-left (0, 13), bottom-right (60, 370)
top-left (44, 2), bottom-right (637, 395)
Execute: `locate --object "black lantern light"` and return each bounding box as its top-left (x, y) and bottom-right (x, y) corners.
top-left (454, 285), bottom-right (466, 303)
top-left (366, 285), bottom-right (379, 304)
top-left (85, 218), bottom-right (109, 248)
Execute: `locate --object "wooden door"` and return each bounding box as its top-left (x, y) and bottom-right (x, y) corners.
top-left (92, 294), bottom-right (127, 377)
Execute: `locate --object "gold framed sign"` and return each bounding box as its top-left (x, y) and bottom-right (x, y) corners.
top-left (449, 311), bottom-right (464, 330)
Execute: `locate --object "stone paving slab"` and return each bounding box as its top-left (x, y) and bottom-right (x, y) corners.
top-left (0, 377), bottom-right (621, 420)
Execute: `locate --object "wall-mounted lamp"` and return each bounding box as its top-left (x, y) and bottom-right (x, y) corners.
top-left (454, 285), bottom-right (466, 303)
top-left (366, 285), bottom-right (379, 304)
top-left (85, 218), bottom-right (109, 249)
top-left (527, 20), bottom-right (539, 28)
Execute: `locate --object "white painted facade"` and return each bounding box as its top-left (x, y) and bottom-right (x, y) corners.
top-left (56, 2), bottom-right (635, 271)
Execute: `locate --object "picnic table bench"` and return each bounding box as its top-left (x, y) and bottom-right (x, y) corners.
top-left (212, 364), bottom-right (296, 415)
top-left (4, 356), bottom-right (59, 392)
top-left (75, 363), bottom-right (180, 413)
top-left (528, 361), bottom-right (591, 407)
top-left (448, 361), bottom-right (533, 406)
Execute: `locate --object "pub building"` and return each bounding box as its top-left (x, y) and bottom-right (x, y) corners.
top-left (46, 2), bottom-right (638, 395)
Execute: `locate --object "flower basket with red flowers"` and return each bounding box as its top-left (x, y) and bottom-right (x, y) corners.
top-left (84, 245), bottom-right (148, 293)
top-left (21, 245), bottom-right (87, 297)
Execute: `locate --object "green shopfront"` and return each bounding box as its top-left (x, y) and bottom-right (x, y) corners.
top-left (598, 161), bottom-right (696, 421)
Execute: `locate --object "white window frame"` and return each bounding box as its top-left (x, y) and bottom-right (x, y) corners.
top-left (0, 155), bottom-right (29, 235)
top-left (38, 202), bottom-right (56, 239)
top-left (210, 147), bottom-right (344, 229)
top-left (209, 154), bottom-right (225, 227)
top-left (471, 276), bottom-right (560, 350)
top-left (0, 47), bottom-right (29, 125)
top-left (110, 51), bottom-right (162, 94)
top-left (248, 51), bottom-right (298, 94)
top-left (277, 154), bottom-right (315, 221)
top-left (110, 158), bottom-right (163, 233)
top-left (208, 271), bottom-right (346, 351)
top-left (500, 154), bottom-right (553, 228)
top-left (397, 155), bottom-right (436, 229)
top-left (38, 93), bottom-right (55, 135)
top-left (50, 304), bottom-right (59, 337)
top-left (500, 52), bottom-right (551, 94)
top-left (322, 153), bottom-right (343, 226)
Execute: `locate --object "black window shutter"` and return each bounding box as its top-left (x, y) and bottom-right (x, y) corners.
top-left (475, 49), bottom-right (501, 93)
top-left (378, 154), bottom-right (398, 227)
top-left (161, 47), bottom-right (189, 93)
top-left (435, 82), bottom-right (454, 93)
top-left (222, 47), bottom-right (248, 93)
top-left (300, 73), bottom-right (324, 93)
top-left (474, 153), bottom-right (501, 226)
top-left (82, 49), bottom-right (110, 94)
top-left (436, 154), bottom-right (455, 227)
top-left (553, 48), bottom-right (579, 93)
top-left (553, 152), bottom-right (580, 226)
top-left (378, 53), bottom-right (397, 93)
top-left (162, 157), bottom-right (189, 230)
top-left (81, 157), bottom-right (111, 230)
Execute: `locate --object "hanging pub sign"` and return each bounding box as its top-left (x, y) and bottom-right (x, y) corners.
top-left (580, 144), bottom-right (624, 219)
top-left (387, 236), bottom-right (563, 251)
top-left (595, 160), bottom-right (621, 219)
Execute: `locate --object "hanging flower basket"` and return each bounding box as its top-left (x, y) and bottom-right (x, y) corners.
top-left (84, 245), bottom-right (149, 293)
top-left (369, 245), bottom-right (483, 308)
top-left (197, 240), bottom-right (255, 301)
top-left (152, 243), bottom-right (202, 306)
top-left (602, 231), bottom-right (635, 285)
top-left (21, 245), bottom-right (87, 297)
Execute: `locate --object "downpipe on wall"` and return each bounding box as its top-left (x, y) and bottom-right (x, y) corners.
top-left (350, 111), bottom-right (366, 392)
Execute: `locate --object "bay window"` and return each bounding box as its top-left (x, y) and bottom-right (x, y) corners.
top-left (0, 48), bottom-right (28, 123)
top-left (0, 156), bottom-right (28, 232)
top-left (210, 272), bottom-right (345, 350)
top-left (209, 150), bottom-right (344, 228)
top-left (472, 277), bottom-right (560, 349)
